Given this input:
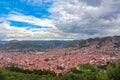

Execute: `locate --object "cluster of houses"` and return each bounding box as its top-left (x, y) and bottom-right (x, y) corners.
top-left (0, 40), bottom-right (119, 74)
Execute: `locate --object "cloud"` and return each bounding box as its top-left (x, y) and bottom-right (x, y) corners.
top-left (0, 22), bottom-right (76, 40)
top-left (0, 0), bottom-right (120, 40)
top-left (20, 0), bottom-right (55, 6)
top-left (0, 12), bottom-right (78, 40)
top-left (49, 0), bottom-right (120, 38)
top-left (7, 12), bottom-right (54, 28)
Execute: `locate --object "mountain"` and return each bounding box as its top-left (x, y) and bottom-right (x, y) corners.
top-left (0, 40), bottom-right (76, 52)
top-left (68, 36), bottom-right (120, 48)
top-left (0, 40), bottom-right (42, 52)
top-left (0, 36), bottom-right (119, 54)
top-left (67, 36), bottom-right (120, 55)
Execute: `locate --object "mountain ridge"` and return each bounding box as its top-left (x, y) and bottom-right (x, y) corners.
top-left (0, 36), bottom-right (119, 54)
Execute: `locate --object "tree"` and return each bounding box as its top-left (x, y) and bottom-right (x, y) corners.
top-left (107, 59), bottom-right (120, 80)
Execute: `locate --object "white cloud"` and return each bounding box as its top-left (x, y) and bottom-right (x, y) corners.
top-left (0, 12), bottom-right (79, 40)
top-left (49, 0), bottom-right (120, 38)
top-left (0, 0), bottom-right (120, 40)
top-left (20, 0), bottom-right (55, 6)
top-left (0, 22), bottom-right (77, 40)
top-left (7, 13), bottom-right (55, 28)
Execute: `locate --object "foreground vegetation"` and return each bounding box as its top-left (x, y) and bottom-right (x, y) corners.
top-left (0, 59), bottom-right (120, 80)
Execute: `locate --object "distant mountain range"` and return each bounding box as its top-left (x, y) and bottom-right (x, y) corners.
top-left (68, 36), bottom-right (120, 48)
top-left (0, 40), bottom-right (76, 52)
top-left (0, 36), bottom-right (120, 53)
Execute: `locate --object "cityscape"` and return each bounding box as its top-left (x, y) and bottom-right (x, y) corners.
top-left (0, 0), bottom-right (120, 80)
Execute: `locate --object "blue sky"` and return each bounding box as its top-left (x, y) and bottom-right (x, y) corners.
top-left (0, 0), bottom-right (52, 17)
top-left (0, 0), bottom-right (120, 40)
top-left (0, 0), bottom-right (52, 27)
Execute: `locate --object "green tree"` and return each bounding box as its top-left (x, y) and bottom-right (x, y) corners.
top-left (107, 59), bottom-right (120, 80)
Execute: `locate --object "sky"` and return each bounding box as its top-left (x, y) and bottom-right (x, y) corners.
top-left (0, 0), bottom-right (120, 40)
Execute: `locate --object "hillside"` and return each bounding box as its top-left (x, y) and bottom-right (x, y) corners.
top-left (0, 40), bottom-right (76, 52)
top-left (0, 36), bottom-right (120, 55)
top-left (0, 59), bottom-right (120, 80)
top-left (0, 36), bottom-right (120, 75)
top-left (68, 36), bottom-right (120, 48)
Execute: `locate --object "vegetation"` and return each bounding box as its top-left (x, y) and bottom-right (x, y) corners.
top-left (114, 42), bottom-right (120, 48)
top-left (0, 59), bottom-right (120, 80)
